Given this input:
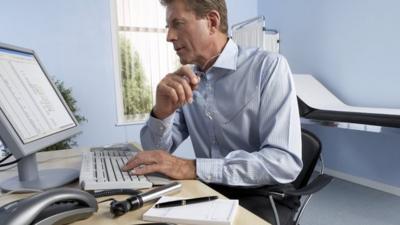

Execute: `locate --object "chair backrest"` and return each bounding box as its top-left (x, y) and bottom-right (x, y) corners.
top-left (291, 129), bottom-right (322, 189)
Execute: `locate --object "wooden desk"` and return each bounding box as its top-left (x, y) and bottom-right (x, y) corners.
top-left (0, 149), bottom-right (270, 225)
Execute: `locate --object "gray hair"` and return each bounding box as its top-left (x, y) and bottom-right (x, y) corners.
top-left (160, 0), bottom-right (228, 34)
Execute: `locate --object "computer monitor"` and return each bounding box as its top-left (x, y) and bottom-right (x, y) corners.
top-left (0, 42), bottom-right (81, 191)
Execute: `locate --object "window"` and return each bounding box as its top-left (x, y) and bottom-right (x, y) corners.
top-left (111, 0), bottom-right (180, 124)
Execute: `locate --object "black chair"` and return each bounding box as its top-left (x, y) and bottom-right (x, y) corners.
top-left (261, 129), bottom-right (333, 225)
top-left (207, 129), bottom-right (333, 225)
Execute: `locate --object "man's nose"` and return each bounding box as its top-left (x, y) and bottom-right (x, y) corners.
top-left (166, 28), bottom-right (177, 42)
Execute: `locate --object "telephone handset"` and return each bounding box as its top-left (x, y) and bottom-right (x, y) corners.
top-left (0, 188), bottom-right (97, 225)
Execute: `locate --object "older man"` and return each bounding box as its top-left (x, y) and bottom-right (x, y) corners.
top-left (123, 0), bottom-right (302, 223)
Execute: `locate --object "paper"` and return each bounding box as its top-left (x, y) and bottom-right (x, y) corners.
top-left (143, 196), bottom-right (238, 225)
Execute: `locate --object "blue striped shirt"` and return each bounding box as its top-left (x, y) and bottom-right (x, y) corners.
top-left (141, 39), bottom-right (302, 186)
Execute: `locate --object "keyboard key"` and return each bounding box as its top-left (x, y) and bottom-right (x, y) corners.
top-left (79, 148), bottom-right (153, 190)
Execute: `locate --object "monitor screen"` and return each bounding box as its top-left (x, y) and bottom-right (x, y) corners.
top-left (0, 43), bottom-right (80, 191)
top-left (0, 48), bottom-right (76, 144)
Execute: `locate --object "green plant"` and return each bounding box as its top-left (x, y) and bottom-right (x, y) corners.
top-left (41, 80), bottom-right (87, 151)
top-left (119, 35), bottom-right (152, 119)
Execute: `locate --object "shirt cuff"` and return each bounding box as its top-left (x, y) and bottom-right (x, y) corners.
top-left (196, 158), bottom-right (224, 183)
top-left (146, 112), bottom-right (175, 136)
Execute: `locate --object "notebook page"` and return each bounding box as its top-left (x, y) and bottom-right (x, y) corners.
top-left (143, 196), bottom-right (238, 225)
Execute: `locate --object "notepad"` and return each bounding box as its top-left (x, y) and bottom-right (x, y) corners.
top-left (143, 196), bottom-right (239, 225)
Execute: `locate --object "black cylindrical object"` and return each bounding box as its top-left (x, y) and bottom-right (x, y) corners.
top-left (110, 181), bottom-right (181, 217)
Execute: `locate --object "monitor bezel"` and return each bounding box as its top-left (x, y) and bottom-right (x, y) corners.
top-left (0, 42), bottom-right (80, 159)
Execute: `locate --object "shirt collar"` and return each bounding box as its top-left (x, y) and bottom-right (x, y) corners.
top-left (212, 38), bottom-right (238, 71)
top-left (193, 38), bottom-right (238, 73)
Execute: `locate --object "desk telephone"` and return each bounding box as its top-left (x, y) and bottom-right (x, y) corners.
top-left (0, 188), bottom-right (97, 225)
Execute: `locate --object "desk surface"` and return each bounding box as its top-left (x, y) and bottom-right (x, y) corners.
top-left (0, 149), bottom-right (270, 225)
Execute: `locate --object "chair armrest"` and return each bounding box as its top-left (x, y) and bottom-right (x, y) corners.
top-left (281, 174), bottom-right (333, 196)
top-left (225, 174), bottom-right (333, 198)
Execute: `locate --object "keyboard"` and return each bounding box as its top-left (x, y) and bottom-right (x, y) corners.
top-left (79, 146), bottom-right (153, 190)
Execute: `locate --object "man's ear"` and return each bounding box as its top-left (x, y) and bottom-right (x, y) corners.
top-left (207, 10), bottom-right (221, 34)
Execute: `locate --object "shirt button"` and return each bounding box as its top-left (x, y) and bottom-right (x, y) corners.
top-left (206, 112), bottom-right (213, 120)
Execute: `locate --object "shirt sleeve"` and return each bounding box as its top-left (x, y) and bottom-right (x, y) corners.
top-left (140, 108), bottom-right (189, 153)
top-left (196, 54), bottom-right (303, 186)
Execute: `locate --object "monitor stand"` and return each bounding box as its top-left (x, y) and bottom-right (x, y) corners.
top-left (0, 153), bottom-right (78, 192)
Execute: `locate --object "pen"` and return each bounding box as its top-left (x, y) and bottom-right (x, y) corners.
top-left (154, 196), bottom-right (218, 208)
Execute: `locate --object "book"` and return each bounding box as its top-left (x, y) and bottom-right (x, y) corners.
top-left (143, 196), bottom-right (239, 225)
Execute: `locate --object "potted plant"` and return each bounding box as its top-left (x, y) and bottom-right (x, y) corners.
top-left (41, 80), bottom-right (87, 151)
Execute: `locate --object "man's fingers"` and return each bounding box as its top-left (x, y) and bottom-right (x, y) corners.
top-left (165, 78), bottom-right (187, 104)
top-left (122, 152), bottom-right (158, 171)
top-left (153, 66), bottom-right (200, 118)
top-left (169, 75), bottom-right (193, 103)
top-left (175, 66), bottom-right (200, 86)
top-left (121, 157), bottom-right (139, 171)
top-left (160, 82), bottom-right (180, 104)
top-left (122, 150), bottom-right (196, 179)
top-left (159, 73), bottom-right (194, 105)
top-left (130, 164), bottom-right (161, 175)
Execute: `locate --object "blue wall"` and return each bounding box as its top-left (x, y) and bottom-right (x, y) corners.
top-left (259, 0), bottom-right (400, 188)
top-left (0, 0), bottom-right (258, 158)
top-left (227, 0), bottom-right (258, 31)
top-left (0, 0), bottom-right (131, 149)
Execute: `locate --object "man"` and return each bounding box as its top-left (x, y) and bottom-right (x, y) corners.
top-left (123, 0), bottom-right (302, 223)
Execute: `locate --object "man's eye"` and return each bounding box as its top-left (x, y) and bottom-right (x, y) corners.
top-left (173, 21), bottom-right (184, 28)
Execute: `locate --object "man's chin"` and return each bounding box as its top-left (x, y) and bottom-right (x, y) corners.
top-left (178, 57), bottom-right (189, 65)
top-left (177, 52), bottom-right (195, 65)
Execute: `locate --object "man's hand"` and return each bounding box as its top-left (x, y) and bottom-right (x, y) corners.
top-left (121, 150), bottom-right (196, 180)
top-left (153, 65), bottom-right (200, 119)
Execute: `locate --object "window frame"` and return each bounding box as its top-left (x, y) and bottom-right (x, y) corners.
top-left (110, 0), bottom-right (131, 125)
top-left (110, 0), bottom-right (173, 125)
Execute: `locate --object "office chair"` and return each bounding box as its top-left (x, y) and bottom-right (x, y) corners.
top-left (207, 129), bottom-right (333, 225)
top-left (255, 129), bottom-right (333, 225)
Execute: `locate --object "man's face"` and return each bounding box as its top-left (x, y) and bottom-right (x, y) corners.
top-left (166, 0), bottom-right (212, 65)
